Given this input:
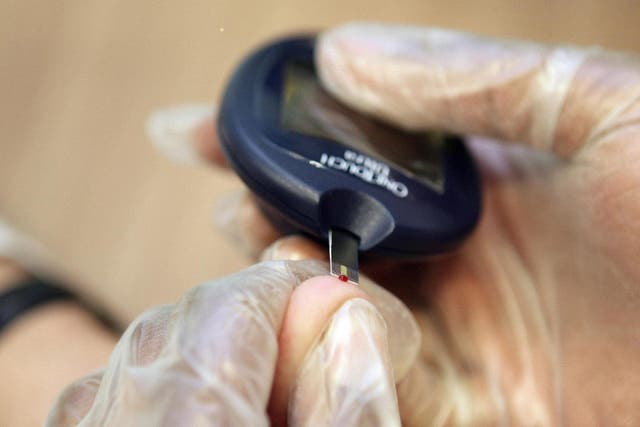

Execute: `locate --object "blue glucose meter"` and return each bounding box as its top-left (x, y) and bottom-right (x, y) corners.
top-left (218, 36), bottom-right (481, 283)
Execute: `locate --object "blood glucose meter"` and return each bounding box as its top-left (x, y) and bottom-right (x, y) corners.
top-left (218, 36), bottom-right (481, 282)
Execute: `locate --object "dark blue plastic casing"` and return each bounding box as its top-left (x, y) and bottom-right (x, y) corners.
top-left (218, 36), bottom-right (481, 256)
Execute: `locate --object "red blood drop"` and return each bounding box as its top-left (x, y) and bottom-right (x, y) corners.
top-left (338, 274), bottom-right (348, 282)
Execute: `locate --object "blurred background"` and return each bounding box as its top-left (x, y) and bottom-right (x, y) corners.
top-left (1, 0), bottom-right (639, 324)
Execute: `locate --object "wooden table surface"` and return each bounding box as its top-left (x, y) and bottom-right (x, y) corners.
top-left (1, 0), bottom-right (639, 323)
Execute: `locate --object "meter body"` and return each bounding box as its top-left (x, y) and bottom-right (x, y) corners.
top-left (218, 36), bottom-right (481, 257)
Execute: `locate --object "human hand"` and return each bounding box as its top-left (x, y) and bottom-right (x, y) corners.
top-left (153, 23), bottom-right (640, 425)
top-left (46, 260), bottom-right (421, 426)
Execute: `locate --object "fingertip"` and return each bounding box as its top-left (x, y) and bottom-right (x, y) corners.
top-left (290, 275), bottom-right (368, 310)
top-left (319, 23), bottom-right (613, 155)
top-left (45, 370), bottom-right (103, 426)
top-left (269, 275), bottom-right (368, 424)
top-left (290, 297), bottom-right (401, 427)
top-left (279, 275), bottom-right (369, 366)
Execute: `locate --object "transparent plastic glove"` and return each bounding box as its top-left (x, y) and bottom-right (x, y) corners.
top-left (147, 23), bottom-right (640, 425)
top-left (46, 260), bottom-right (420, 427)
top-left (314, 24), bottom-right (640, 426)
top-left (151, 24), bottom-right (640, 426)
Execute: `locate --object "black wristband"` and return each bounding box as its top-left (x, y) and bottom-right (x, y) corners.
top-left (0, 277), bottom-right (74, 332)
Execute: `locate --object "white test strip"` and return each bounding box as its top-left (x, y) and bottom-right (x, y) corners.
top-left (328, 228), bottom-right (359, 285)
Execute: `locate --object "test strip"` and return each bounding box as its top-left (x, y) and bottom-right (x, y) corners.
top-left (328, 228), bottom-right (359, 285)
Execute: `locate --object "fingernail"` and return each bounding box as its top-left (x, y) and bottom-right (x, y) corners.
top-left (146, 104), bottom-right (215, 166)
top-left (290, 298), bottom-right (400, 426)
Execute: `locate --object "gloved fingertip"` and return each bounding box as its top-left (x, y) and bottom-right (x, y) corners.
top-left (290, 297), bottom-right (400, 427)
top-left (45, 370), bottom-right (103, 427)
top-left (316, 26), bottom-right (360, 109)
top-left (319, 297), bottom-right (389, 358)
top-left (146, 104), bottom-right (216, 166)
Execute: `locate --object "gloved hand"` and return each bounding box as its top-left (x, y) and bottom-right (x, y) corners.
top-left (46, 260), bottom-right (421, 427)
top-left (149, 23), bottom-right (640, 425)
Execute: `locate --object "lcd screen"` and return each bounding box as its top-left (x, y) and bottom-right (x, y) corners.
top-left (280, 61), bottom-right (445, 191)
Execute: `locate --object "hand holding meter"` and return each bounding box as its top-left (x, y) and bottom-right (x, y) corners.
top-left (218, 36), bottom-right (481, 284)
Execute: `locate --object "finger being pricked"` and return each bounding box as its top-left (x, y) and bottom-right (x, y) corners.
top-left (45, 260), bottom-right (421, 427)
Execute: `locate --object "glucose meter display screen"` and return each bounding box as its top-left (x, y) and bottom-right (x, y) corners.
top-left (280, 61), bottom-right (444, 191)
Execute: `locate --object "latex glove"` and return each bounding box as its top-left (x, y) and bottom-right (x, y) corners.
top-left (315, 24), bottom-right (640, 426)
top-left (149, 23), bottom-right (640, 425)
top-left (46, 260), bottom-right (420, 427)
